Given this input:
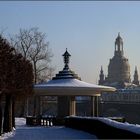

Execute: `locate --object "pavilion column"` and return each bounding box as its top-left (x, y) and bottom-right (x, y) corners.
top-left (40, 96), bottom-right (43, 116)
top-left (57, 96), bottom-right (76, 118)
top-left (34, 96), bottom-right (41, 116)
top-left (37, 96), bottom-right (41, 116)
top-left (91, 96), bottom-right (99, 117)
top-left (69, 96), bottom-right (76, 116)
top-left (95, 96), bottom-right (99, 117)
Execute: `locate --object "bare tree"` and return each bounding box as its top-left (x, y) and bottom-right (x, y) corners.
top-left (0, 27), bottom-right (8, 36)
top-left (10, 27), bottom-right (54, 84)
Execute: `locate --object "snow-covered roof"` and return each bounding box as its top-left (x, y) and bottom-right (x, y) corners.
top-left (34, 79), bottom-right (116, 96)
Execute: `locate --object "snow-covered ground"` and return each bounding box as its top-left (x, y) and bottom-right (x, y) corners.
top-left (1, 118), bottom-right (97, 140)
top-left (69, 116), bottom-right (140, 134)
top-left (98, 117), bottom-right (140, 134)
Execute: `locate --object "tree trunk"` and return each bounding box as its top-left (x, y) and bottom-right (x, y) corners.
top-left (3, 94), bottom-right (13, 133)
top-left (33, 61), bottom-right (37, 84)
top-left (12, 98), bottom-right (15, 128)
top-left (0, 94), bottom-right (2, 136)
top-left (19, 98), bottom-right (26, 117)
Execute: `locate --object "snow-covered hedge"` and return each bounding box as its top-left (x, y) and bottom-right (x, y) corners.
top-left (65, 116), bottom-right (140, 139)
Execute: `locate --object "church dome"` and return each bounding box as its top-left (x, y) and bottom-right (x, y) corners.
top-left (107, 33), bottom-right (131, 84)
top-left (108, 55), bottom-right (130, 83)
top-left (98, 33), bottom-right (139, 88)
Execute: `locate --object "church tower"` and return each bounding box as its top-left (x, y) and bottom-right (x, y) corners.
top-left (114, 32), bottom-right (124, 56)
top-left (133, 66), bottom-right (139, 85)
top-left (106, 33), bottom-right (131, 86)
top-left (98, 66), bottom-right (104, 85)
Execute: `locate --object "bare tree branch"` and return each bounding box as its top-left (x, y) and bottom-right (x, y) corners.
top-left (10, 27), bottom-right (54, 83)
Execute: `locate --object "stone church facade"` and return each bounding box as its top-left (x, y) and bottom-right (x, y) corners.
top-left (98, 33), bottom-right (139, 89)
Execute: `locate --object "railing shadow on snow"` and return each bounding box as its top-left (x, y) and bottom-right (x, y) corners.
top-left (64, 116), bottom-right (140, 139)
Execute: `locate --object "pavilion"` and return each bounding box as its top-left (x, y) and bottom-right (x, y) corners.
top-left (34, 49), bottom-right (116, 118)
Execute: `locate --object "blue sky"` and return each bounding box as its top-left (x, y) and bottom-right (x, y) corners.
top-left (1, 1), bottom-right (140, 83)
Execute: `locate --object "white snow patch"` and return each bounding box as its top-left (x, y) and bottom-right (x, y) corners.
top-left (15, 117), bottom-right (26, 127)
top-left (0, 118), bottom-right (26, 140)
top-left (0, 130), bottom-right (15, 140)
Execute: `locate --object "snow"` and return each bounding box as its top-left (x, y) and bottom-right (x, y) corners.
top-left (2, 118), bottom-right (97, 140)
top-left (0, 131), bottom-right (15, 140)
top-left (98, 117), bottom-right (140, 134)
top-left (68, 116), bottom-right (140, 134)
top-left (34, 78), bottom-right (115, 96)
top-left (2, 116), bottom-right (140, 139)
top-left (34, 79), bottom-right (115, 91)
top-left (15, 118), bottom-right (26, 127)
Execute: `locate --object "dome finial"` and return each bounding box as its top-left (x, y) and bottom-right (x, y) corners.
top-left (101, 65), bottom-right (103, 71)
top-left (62, 48), bottom-right (71, 69)
top-left (118, 32), bottom-right (120, 36)
top-left (135, 66), bottom-right (137, 71)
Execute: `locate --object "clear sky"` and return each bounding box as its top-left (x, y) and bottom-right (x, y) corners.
top-left (0, 1), bottom-right (140, 83)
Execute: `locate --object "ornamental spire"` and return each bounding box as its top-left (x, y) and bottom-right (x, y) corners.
top-left (62, 48), bottom-right (71, 69)
top-left (118, 32), bottom-right (120, 37)
top-left (133, 66), bottom-right (139, 85)
top-left (98, 66), bottom-right (105, 85)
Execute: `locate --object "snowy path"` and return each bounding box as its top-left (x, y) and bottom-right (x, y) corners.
top-left (5, 118), bottom-right (97, 140)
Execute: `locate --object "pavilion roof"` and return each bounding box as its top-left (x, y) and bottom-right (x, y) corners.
top-left (34, 78), bottom-right (116, 96)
